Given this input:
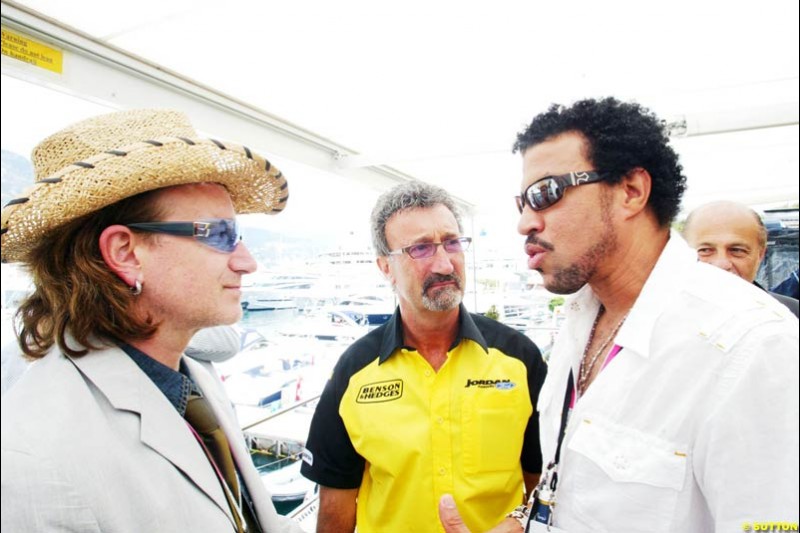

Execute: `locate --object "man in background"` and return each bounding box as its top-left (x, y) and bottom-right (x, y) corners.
top-left (683, 200), bottom-right (799, 317)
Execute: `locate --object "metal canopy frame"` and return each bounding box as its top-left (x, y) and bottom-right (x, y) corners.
top-left (1, 0), bottom-right (476, 213)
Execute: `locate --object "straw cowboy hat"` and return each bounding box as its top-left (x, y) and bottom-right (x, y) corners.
top-left (0, 108), bottom-right (288, 263)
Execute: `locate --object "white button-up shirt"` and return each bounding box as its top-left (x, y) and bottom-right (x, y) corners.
top-left (538, 233), bottom-right (799, 533)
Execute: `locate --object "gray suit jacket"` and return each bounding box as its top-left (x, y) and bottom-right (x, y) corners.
top-left (1, 342), bottom-right (304, 533)
top-left (769, 291), bottom-right (799, 318)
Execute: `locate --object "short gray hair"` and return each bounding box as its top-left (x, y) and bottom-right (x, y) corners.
top-left (370, 181), bottom-right (463, 256)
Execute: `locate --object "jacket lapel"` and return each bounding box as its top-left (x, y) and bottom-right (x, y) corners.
top-left (69, 345), bottom-right (234, 524)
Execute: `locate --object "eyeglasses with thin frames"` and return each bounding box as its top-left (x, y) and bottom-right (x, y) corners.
top-left (387, 237), bottom-right (472, 260)
top-left (515, 171), bottom-right (608, 213)
top-left (126, 218), bottom-right (242, 253)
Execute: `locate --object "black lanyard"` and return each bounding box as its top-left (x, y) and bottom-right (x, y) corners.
top-left (555, 371), bottom-right (574, 467)
top-left (546, 370), bottom-right (575, 493)
top-left (524, 371), bottom-right (574, 532)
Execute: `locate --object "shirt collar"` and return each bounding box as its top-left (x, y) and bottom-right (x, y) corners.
top-left (562, 231), bottom-right (697, 360)
top-left (118, 341), bottom-right (196, 416)
top-left (377, 304), bottom-right (489, 363)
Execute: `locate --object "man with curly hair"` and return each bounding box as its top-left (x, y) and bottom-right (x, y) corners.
top-left (439, 98), bottom-right (798, 532)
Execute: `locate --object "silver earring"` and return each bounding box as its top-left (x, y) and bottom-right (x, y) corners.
top-left (131, 279), bottom-right (142, 296)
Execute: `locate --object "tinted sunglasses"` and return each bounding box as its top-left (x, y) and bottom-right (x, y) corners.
top-left (515, 171), bottom-right (608, 213)
top-left (387, 237), bottom-right (472, 260)
top-left (126, 218), bottom-right (241, 253)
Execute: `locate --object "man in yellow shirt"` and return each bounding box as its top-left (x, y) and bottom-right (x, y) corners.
top-left (301, 181), bottom-right (547, 532)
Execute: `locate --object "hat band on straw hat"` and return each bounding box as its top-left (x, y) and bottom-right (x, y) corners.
top-left (1, 109), bottom-right (289, 264)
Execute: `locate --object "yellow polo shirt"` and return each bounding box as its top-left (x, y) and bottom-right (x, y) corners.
top-left (301, 306), bottom-right (547, 532)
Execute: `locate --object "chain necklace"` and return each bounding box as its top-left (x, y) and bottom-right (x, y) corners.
top-left (578, 306), bottom-right (629, 396)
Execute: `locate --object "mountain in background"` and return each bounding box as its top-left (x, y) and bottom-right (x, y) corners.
top-left (244, 225), bottom-right (369, 266)
top-left (0, 148), bottom-right (345, 263)
top-left (1, 149), bottom-right (33, 207)
top-left (0, 148), bottom-right (362, 264)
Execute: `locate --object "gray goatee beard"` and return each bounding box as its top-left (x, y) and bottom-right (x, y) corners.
top-left (422, 273), bottom-right (464, 311)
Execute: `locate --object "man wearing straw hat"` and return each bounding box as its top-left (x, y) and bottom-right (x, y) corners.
top-left (0, 109), bottom-right (303, 533)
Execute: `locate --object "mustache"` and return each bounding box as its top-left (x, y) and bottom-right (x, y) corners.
top-left (423, 273), bottom-right (462, 292)
top-left (525, 234), bottom-right (555, 252)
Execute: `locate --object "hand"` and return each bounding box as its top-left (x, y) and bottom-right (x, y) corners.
top-left (438, 494), bottom-right (525, 533)
top-left (439, 494), bottom-right (472, 533)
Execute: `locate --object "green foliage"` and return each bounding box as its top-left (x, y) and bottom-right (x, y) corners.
top-left (548, 297), bottom-right (565, 313)
top-left (484, 304), bottom-right (500, 320)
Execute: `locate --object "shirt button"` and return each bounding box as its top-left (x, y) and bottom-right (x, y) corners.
top-left (439, 468), bottom-right (446, 476)
top-left (437, 417), bottom-right (444, 424)
top-left (424, 370), bottom-right (432, 377)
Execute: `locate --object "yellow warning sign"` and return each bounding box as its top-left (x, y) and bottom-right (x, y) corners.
top-left (1, 27), bottom-right (63, 74)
